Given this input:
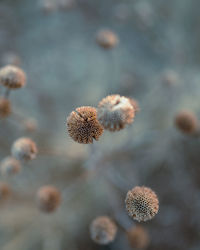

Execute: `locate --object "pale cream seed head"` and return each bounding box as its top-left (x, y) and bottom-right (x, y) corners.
top-left (0, 156), bottom-right (21, 176)
top-left (96, 29), bottom-right (119, 49)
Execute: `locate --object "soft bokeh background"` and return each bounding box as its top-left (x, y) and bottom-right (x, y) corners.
top-left (0, 0), bottom-right (200, 249)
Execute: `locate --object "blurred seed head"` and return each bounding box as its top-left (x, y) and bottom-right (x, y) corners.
top-left (58, 0), bottom-right (76, 10)
top-left (24, 118), bottom-right (38, 132)
top-left (97, 95), bottom-right (135, 131)
top-left (67, 106), bottom-right (104, 144)
top-left (125, 186), bottom-right (159, 222)
top-left (127, 225), bottom-right (150, 249)
top-left (0, 98), bottom-right (11, 118)
top-left (0, 156), bottom-right (21, 176)
top-left (161, 70), bottom-right (179, 86)
top-left (37, 186), bottom-right (61, 213)
top-left (40, 0), bottom-right (57, 13)
top-left (90, 216), bottom-right (117, 245)
top-left (0, 65), bottom-right (26, 89)
top-left (0, 182), bottom-right (11, 200)
top-left (96, 29), bottom-right (119, 49)
top-left (11, 137), bottom-right (38, 161)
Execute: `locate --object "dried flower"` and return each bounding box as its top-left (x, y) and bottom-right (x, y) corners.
top-left (90, 216), bottom-right (117, 245)
top-left (0, 98), bottom-right (11, 118)
top-left (96, 29), bottom-right (119, 49)
top-left (0, 156), bottom-right (21, 176)
top-left (67, 106), bottom-right (104, 144)
top-left (97, 95), bottom-right (135, 131)
top-left (11, 137), bottom-right (38, 161)
top-left (0, 65), bottom-right (26, 89)
top-left (0, 182), bottom-right (11, 200)
top-left (175, 110), bottom-right (199, 135)
top-left (37, 186), bottom-right (61, 213)
top-left (127, 225), bottom-right (150, 249)
top-left (125, 186), bottom-right (159, 222)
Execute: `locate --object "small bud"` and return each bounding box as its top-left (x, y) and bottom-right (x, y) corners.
top-left (90, 216), bottom-right (117, 245)
top-left (0, 156), bottom-right (21, 176)
top-left (127, 225), bottom-right (150, 249)
top-left (96, 29), bottom-right (119, 49)
top-left (0, 98), bottom-right (11, 118)
top-left (0, 182), bottom-right (11, 200)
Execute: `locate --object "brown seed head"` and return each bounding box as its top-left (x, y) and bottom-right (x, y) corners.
top-left (125, 186), bottom-right (159, 222)
top-left (0, 156), bottom-right (21, 176)
top-left (175, 110), bottom-right (199, 135)
top-left (11, 137), bottom-right (38, 161)
top-left (37, 186), bottom-right (61, 213)
top-left (90, 216), bottom-right (117, 245)
top-left (96, 29), bottom-right (119, 49)
top-left (127, 225), bottom-right (150, 249)
top-left (0, 65), bottom-right (26, 89)
top-left (24, 118), bottom-right (38, 132)
top-left (67, 106), bottom-right (104, 144)
top-left (0, 182), bottom-right (11, 200)
top-left (97, 95), bottom-right (135, 131)
top-left (0, 98), bottom-right (11, 118)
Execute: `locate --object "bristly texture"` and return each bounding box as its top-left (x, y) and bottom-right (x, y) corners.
top-left (127, 225), bottom-right (150, 249)
top-left (0, 156), bottom-right (21, 176)
top-left (37, 186), bottom-right (61, 213)
top-left (175, 110), bottom-right (199, 135)
top-left (97, 95), bottom-right (136, 131)
top-left (90, 216), bottom-right (117, 245)
top-left (0, 65), bottom-right (26, 89)
top-left (96, 29), bottom-right (119, 49)
top-left (0, 182), bottom-right (11, 200)
top-left (125, 186), bottom-right (159, 222)
top-left (11, 137), bottom-right (38, 161)
top-left (67, 106), bottom-right (104, 144)
top-left (0, 98), bottom-right (11, 118)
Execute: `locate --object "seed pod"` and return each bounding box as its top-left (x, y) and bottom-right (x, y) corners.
top-left (37, 186), bottom-right (61, 213)
top-left (11, 137), bottom-right (38, 161)
top-left (125, 186), bottom-right (159, 222)
top-left (0, 98), bottom-right (11, 118)
top-left (127, 225), bottom-right (149, 249)
top-left (0, 182), bottom-right (11, 200)
top-left (96, 29), bottom-right (119, 49)
top-left (67, 106), bottom-right (104, 144)
top-left (97, 95), bottom-right (135, 131)
top-left (0, 65), bottom-right (26, 89)
top-left (90, 216), bottom-right (117, 245)
top-left (0, 156), bottom-right (21, 176)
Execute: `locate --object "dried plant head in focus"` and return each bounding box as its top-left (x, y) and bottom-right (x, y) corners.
top-left (90, 216), bottom-right (117, 245)
top-left (125, 186), bottom-right (159, 222)
top-left (96, 29), bottom-right (119, 49)
top-left (97, 94), bottom-right (136, 131)
top-left (0, 156), bottom-right (21, 176)
top-left (67, 106), bottom-right (104, 144)
top-left (175, 110), bottom-right (199, 135)
top-left (127, 225), bottom-right (150, 249)
top-left (0, 182), bottom-right (11, 200)
top-left (37, 186), bottom-right (61, 213)
top-left (11, 137), bottom-right (38, 161)
top-left (0, 98), bottom-right (11, 118)
top-left (0, 65), bottom-right (26, 89)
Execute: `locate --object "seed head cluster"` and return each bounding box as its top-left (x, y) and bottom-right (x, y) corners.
top-left (125, 186), bottom-right (159, 222)
top-left (127, 225), bottom-right (150, 249)
top-left (0, 98), bottom-right (11, 118)
top-left (0, 156), bottom-right (21, 176)
top-left (96, 29), bottom-right (119, 49)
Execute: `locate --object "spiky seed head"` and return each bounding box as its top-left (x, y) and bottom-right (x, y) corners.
top-left (37, 186), bottom-right (61, 213)
top-left (96, 29), bottom-right (119, 49)
top-left (0, 65), bottom-right (26, 89)
top-left (127, 225), bottom-right (150, 249)
top-left (0, 182), bottom-right (11, 200)
top-left (0, 98), bottom-right (11, 118)
top-left (125, 186), bottom-right (159, 222)
top-left (97, 94), bottom-right (135, 131)
top-left (90, 216), bottom-right (117, 245)
top-left (0, 156), bottom-right (21, 176)
top-left (67, 106), bottom-right (104, 144)
top-left (11, 137), bottom-right (38, 161)
top-left (175, 110), bottom-right (199, 135)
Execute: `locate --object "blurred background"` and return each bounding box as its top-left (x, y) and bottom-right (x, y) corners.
top-left (0, 0), bottom-right (200, 249)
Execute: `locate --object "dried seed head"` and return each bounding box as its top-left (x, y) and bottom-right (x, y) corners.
top-left (24, 118), bottom-right (38, 132)
top-left (127, 226), bottom-right (150, 249)
top-left (0, 182), bottom-right (11, 200)
top-left (175, 110), bottom-right (199, 135)
top-left (90, 216), bottom-right (117, 245)
top-left (37, 186), bottom-right (61, 213)
top-left (67, 106), bottom-right (104, 144)
top-left (0, 98), bottom-right (11, 118)
top-left (0, 156), bottom-right (21, 176)
top-left (96, 29), bottom-right (119, 49)
top-left (11, 137), bottom-right (38, 161)
top-left (125, 186), bottom-right (159, 222)
top-left (97, 95), bottom-right (135, 131)
top-left (0, 65), bottom-right (26, 89)
top-left (129, 98), bottom-right (140, 113)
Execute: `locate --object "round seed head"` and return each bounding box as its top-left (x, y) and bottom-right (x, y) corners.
top-left (67, 106), bottom-right (104, 144)
top-left (37, 186), bottom-right (61, 213)
top-left (0, 98), bottom-right (11, 118)
top-left (24, 118), bottom-right (38, 132)
top-left (0, 65), bottom-right (26, 89)
top-left (125, 186), bottom-right (159, 222)
top-left (175, 110), bottom-right (199, 135)
top-left (127, 225), bottom-right (150, 249)
top-left (96, 29), bottom-right (119, 49)
top-left (90, 216), bottom-right (117, 245)
top-left (0, 156), bottom-right (21, 176)
top-left (0, 182), bottom-right (11, 200)
top-left (97, 95), bottom-right (135, 131)
top-left (11, 137), bottom-right (38, 161)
